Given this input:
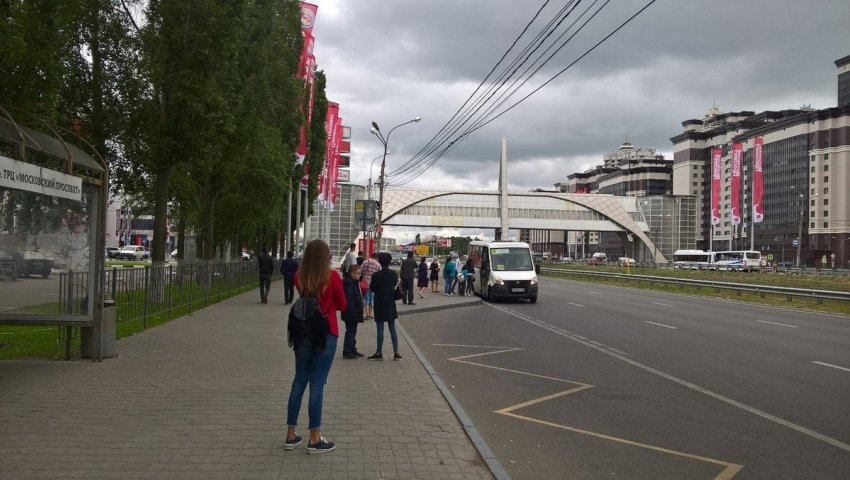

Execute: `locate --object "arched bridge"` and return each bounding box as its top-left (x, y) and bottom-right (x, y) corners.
top-left (381, 188), bottom-right (664, 263)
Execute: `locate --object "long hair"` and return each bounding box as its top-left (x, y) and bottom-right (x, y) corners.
top-left (299, 239), bottom-right (330, 298)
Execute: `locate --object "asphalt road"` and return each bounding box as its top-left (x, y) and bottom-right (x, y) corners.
top-left (400, 277), bottom-right (850, 480)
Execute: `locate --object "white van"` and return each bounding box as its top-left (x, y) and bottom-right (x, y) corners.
top-left (468, 241), bottom-right (538, 303)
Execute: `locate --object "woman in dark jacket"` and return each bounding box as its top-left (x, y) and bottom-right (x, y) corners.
top-left (417, 257), bottom-right (429, 298)
top-left (341, 265), bottom-right (365, 359)
top-left (463, 258), bottom-right (476, 296)
top-left (368, 252), bottom-right (401, 360)
top-left (429, 259), bottom-right (440, 293)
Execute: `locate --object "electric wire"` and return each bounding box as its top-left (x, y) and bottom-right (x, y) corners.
top-left (389, 0), bottom-right (658, 187)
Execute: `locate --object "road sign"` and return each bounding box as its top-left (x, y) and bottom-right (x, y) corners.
top-left (792, 239), bottom-right (799, 248)
top-left (821, 255), bottom-right (827, 265)
top-left (376, 226), bottom-right (383, 233)
top-left (767, 254), bottom-right (773, 261)
top-left (831, 253), bottom-right (836, 259)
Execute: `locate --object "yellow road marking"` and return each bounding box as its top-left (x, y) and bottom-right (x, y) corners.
top-left (437, 344), bottom-right (744, 479)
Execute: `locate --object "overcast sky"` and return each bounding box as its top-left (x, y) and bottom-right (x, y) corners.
top-left (307, 0), bottom-right (850, 244)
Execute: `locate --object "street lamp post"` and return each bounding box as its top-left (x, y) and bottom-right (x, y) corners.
top-left (832, 236), bottom-right (850, 269)
top-left (371, 117), bottom-right (421, 251)
top-left (368, 152), bottom-right (389, 200)
top-left (791, 186), bottom-right (817, 268)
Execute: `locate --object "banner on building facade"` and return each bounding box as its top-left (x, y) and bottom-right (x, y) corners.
top-left (711, 148), bottom-right (722, 225)
top-left (730, 143), bottom-right (742, 226)
top-left (753, 137), bottom-right (764, 223)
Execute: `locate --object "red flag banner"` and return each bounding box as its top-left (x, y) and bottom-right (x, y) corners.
top-left (753, 137), bottom-right (764, 223)
top-left (711, 149), bottom-right (722, 226)
top-left (300, 3), bottom-right (318, 35)
top-left (731, 143), bottom-right (742, 226)
top-left (330, 119), bottom-right (343, 206)
top-left (321, 103), bottom-right (340, 204)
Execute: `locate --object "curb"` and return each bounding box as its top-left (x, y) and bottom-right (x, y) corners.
top-left (396, 297), bottom-right (483, 317)
top-left (398, 300), bottom-right (512, 480)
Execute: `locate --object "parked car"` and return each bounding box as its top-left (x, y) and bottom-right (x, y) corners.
top-left (19, 251), bottom-right (54, 278)
top-left (117, 245), bottom-right (145, 261)
top-left (618, 257), bottom-right (636, 266)
top-left (171, 249), bottom-right (178, 259)
top-left (241, 251), bottom-right (251, 261)
top-left (105, 246), bottom-right (120, 259)
top-left (558, 256), bottom-right (574, 264)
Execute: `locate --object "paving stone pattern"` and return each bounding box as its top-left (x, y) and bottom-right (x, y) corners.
top-left (0, 290), bottom-right (494, 480)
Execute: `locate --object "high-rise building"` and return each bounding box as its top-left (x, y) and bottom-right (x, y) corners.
top-left (670, 55), bottom-right (850, 267)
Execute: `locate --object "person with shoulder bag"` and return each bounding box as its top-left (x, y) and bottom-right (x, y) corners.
top-left (463, 257), bottom-right (475, 296)
top-left (368, 252), bottom-right (402, 361)
top-left (341, 242), bottom-right (356, 276)
top-left (285, 239), bottom-right (346, 454)
top-left (442, 256), bottom-right (456, 296)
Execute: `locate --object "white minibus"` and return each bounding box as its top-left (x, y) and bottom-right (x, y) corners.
top-left (711, 250), bottom-right (763, 272)
top-left (467, 241), bottom-right (538, 303)
top-left (672, 250), bottom-right (716, 270)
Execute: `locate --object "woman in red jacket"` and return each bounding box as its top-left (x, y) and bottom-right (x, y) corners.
top-left (286, 239), bottom-right (346, 454)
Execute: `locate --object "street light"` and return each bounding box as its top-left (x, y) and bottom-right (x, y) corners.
top-left (368, 152), bottom-right (389, 200)
top-left (791, 186), bottom-right (817, 268)
top-left (371, 116), bottom-right (421, 251)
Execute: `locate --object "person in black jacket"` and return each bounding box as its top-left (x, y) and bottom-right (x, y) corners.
top-left (280, 251), bottom-right (299, 304)
top-left (463, 257), bottom-right (475, 296)
top-left (341, 265), bottom-right (365, 359)
top-left (257, 248), bottom-right (274, 304)
top-left (368, 252), bottom-right (401, 360)
top-left (399, 251), bottom-right (417, 305)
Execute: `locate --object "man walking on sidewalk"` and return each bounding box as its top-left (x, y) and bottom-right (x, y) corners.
top-left (400, 251), bottom-right (417, 305)
top-left (257, 248), bottom-right (274, 304)
top-left (280, 251), bottom-right (299, 304)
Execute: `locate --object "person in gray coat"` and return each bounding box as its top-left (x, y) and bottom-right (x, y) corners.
top-left (257, 248), bottom-right (274, 304)
top-left (399, 250), bottom-right (418, 305)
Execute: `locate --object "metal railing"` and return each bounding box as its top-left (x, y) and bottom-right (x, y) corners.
top-left (540, 260), bottom-right (850, 278)
top-left (540, 267), bottom-right (850, 305)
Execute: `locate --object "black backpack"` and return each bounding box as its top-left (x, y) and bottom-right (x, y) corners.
top-left (287, 296), bottom-right (330, 354)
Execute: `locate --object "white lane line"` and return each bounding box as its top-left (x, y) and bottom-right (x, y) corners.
top-left (588, 340), bottom-right (605, 347)
top-left (812, 361), bottom-right (850, 373)
top-left (645, 321), bottom-right (678, 330)
top-left (757, 320), bottom-right (799, 329)
top-left (651, 302), bottom-right (675, 307)
top-left (566, 302), bottom-right (584, 307)
top-left (589, 292), bottom-right (603, 295)
top-left (607, 348), bottom-right (629, 355)
top-left (486, 302), bottom-right (850, 454)
top-left (574, 335), bottom-right (587, 340)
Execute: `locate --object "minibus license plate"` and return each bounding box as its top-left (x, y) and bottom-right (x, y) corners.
top-left (511, 287), bottom-right (525, 293)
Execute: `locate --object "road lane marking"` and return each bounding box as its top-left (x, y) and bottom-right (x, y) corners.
top-left (812, 361), bottom-right (850, 373)
top-left (588, 340), bottom-right (606, 347)
top-left (487, 302), bottom-right (850, 455)
top-left (442, 342), bottom-right (743, 479)
top-left (756, 320), bottom-right (799, 328)
top-left (566, 302), bottom-right (584, 307)
top-left (589, 291), bottom-right (603, 295)
top-left (607, 348), bottom-right (629, 355)
top-left (645, 321), bottom-right (678, 330)
top-left (651, 302), bottom-right (675, 307)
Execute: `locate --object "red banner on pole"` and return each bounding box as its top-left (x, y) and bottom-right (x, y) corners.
top-left (731, 143), bottom-right (743, 226)
top-left (711, 149), bottom-right (722, 226)
top-left (330, 118), bottom-right (342, 206)
top-left (753, 137), bottom-right (764, 223)
top-left (299, 3), bottom-right (318, 35)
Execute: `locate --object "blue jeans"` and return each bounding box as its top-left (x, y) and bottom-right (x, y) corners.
top-left (342, 321), bottom-right (358, 356)
top-left (287, 334), bottom-right (337, 430)
top-left (444, 276), bottom-right (453, 295)
top-left (376, 320), bottom-right (398, 354)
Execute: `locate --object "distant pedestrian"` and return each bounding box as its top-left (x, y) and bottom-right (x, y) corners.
top-left (463, 257), bottom-right (475, 296)
top-left (341, 265), bottom-right (365, 359)
top-left (341, 243), bottom-right (356, 277)
top-left (280, 251), bottom-right (299, 304)
top-left (457, 266), bottom-right (468, 296)
top-left (429, 258), bottom-right (440, 292)
top-left (417, 256), bottom-right (429, 298)
top-left (257, 248), bottom-right (274, 304)
top-left (287, 239), bottom-right (346, 454)
top-left (360, 252), bottom-right (381, 320)
top-left (368, 252), bottom-right (401, 360)
top-left (356, 250), bottom-right (365, 267)
top-left (451, 254), bottom-right (463, 293)
top-left (400, 251), bottom-right (417, 305)
top-left (442, 256), bottom-right (456, 296)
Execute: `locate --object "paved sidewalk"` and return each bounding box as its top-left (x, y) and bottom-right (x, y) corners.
top-left (0, 286), bottom-right (495, 480)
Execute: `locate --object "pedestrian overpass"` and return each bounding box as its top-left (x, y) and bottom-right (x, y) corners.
top-left (380, 188), bottom-right (665, 264)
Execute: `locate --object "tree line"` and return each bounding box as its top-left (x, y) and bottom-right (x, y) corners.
top-left (0, 0), bottom-right (326, 264)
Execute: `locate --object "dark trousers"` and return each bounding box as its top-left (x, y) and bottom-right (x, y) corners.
top-left (259, 275), bottom-right (271, 302)
top-left (283, 276), bottom-right (295, 304)
top-left (401, 278), bottom-right (414, 304)
top-left (343, 321), bottom-right (359, 356)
